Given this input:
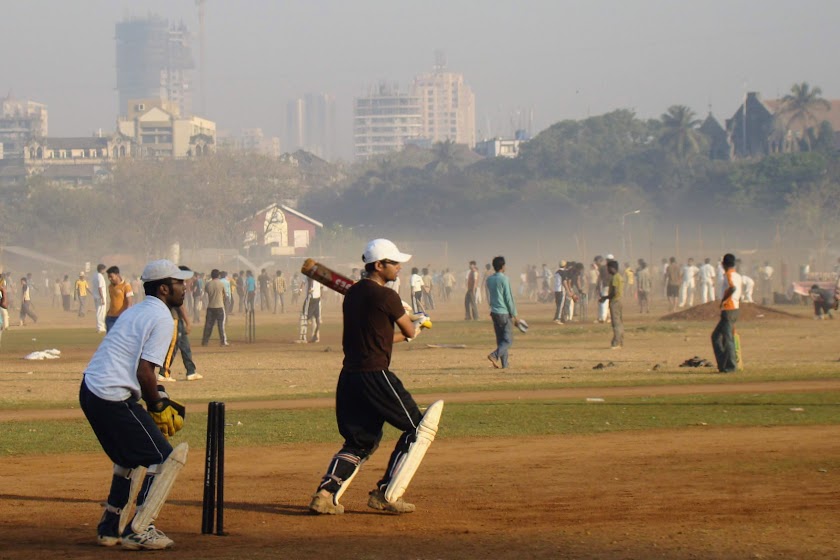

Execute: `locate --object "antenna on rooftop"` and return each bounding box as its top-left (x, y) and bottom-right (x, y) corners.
top-left (434, 49), bottom-right (446, 73)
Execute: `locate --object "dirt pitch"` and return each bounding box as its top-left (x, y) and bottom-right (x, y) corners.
top-left (1, 296), bottom-right (840, 559)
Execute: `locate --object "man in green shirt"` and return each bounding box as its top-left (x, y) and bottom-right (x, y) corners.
top-left (486, 256), bottom-right (521, 369)
top-left (600, 260), bottom-right (624, 349)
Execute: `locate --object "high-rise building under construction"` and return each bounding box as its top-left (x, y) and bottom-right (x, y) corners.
top-left (115, 15), bottom-right (194, 118)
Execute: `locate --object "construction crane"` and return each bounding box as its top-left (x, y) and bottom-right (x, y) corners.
top-left (196, 0), bottom-right (206, 115)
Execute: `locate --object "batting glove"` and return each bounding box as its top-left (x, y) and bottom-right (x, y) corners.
top-left (146, 386), bottom-right (186, 439)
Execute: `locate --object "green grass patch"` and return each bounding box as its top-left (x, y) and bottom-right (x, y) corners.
top-left (3, 392), bottom-right (839, 456)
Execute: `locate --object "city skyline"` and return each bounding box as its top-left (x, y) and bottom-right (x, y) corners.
top-left (2, 0), bottom-right (839, 160)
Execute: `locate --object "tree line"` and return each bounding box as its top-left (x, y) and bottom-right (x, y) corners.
top-left (1, 81), bottom-right (837, 261)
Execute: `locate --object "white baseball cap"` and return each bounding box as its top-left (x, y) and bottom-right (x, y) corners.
top-left (362, 239), bottom-right (412, 264)
top-left (141, 259), bottom-right (196, 282)
top-left (605, 254), bottom-right (615, 260)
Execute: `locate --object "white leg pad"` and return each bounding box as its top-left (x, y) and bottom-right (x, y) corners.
top-left (130, 443), bottom-right (188, 534)
top-left (384, 400), bottom-right (444, 503)
top-left (119, 466), bottom-right (147, 534)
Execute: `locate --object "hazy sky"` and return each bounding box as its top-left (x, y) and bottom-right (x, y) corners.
top-left (2, 0), bottom-right (838, 159)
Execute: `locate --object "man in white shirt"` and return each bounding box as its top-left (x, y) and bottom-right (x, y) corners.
top-left (297, 276), bottom-right (322, 343)
top-left (79, 259), bottom-right (192, 550)
top-left (91, 263), bottom-right (108, 333)
top-left (410, 267), bottom-right (424, 313)
top-left (698, 258), bottom-right (716, 304)
top-left (679, 258), bottom-right (699, 307)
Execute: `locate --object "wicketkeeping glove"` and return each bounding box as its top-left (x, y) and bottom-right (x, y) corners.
top-left (146, 385), bottom-right (186, 439)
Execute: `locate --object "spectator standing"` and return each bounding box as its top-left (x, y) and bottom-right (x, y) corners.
top-left (274, 270), bottom-right (287, 313)
top-left (92, 264), bottom-right (108, 333)
top-left (464, 261), bottom-right (479, 320)
top-left (711, 253), bottom-right (742, 373)
top-left (201, 269), bottom-right (228, 346)
top-left (75, 272), bottom-right (90, 317)
top-left (105, 266), bottom-right (134, 332)
top-left (600, 260), bottom-right (623, 349)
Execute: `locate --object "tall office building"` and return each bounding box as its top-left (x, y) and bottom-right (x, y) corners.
top-left (115, 15), bottom-right (195, 118)
top-left (353, 83), bottom-right (422, 160)
top-left (412, 53), bottom-right (476, 147)
top-left (285, 93), bottom-right (336, 160)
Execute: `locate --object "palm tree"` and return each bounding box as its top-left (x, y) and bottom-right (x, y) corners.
top-left (779, 82), bottom-right (831, 151)
top-left (658, 105), bottom-right (703, 160)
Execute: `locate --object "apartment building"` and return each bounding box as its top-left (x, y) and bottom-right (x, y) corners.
top-left (353, 83), bottom-right (423, 159)
top-left (412, 61), bottom-right (476, 148)
top-left (218, 128), bottom-right (281, 158)
top-left (117, 99), bottom-right (215, 158)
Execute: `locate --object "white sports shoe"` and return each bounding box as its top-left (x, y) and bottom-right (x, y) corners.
top-left (187, 372), bottom-right (203, 381)
top-left (121, 525), bottom-right (174, 550)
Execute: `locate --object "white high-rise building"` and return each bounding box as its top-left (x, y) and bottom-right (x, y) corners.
top-left (353, 83), bottom-right (422, 160)
top-left (412, 53), bottom-right (476, 148)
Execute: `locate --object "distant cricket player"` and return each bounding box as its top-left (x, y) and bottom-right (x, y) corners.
top-left (309, 238), bottom-right (438, 515)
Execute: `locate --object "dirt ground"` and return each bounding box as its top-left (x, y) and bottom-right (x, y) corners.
top-left (1, 296), bottom-right (840, 558)
top-left (1, 424), bottom-right (839, 559)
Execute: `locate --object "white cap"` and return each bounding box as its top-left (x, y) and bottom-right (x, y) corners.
top-left (362, 239), bottom-right (412, 264)
top-left (605, 254), bottom-right (615, 260)
top-left (141, 259), bottom-right (195, 282)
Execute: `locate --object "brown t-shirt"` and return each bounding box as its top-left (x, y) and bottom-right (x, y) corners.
top-left (342, 279), bottom-right (406, 372)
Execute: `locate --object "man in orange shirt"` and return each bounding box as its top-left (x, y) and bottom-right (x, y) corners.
top-left (711, 253), bottom-right (742, 373)
top-left (105, 266), bottom-right (134, 332)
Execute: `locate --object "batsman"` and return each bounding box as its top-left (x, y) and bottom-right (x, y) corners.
top-left (79, 260), bottom-right (191, 550)
top-left (309, 238), bottom-right (441, 515)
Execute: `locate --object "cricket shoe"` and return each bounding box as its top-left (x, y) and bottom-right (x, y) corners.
top-left (187, 372), bottom-right (203, 381)
top-left (367, 489), bottom-right (415, 514)
top-left (157, 374), bottom-right (176, 382)
top-left (308, 490), bottom-right (344, 515)
top-left (96, 506), bottom-right (120, 547)
top-left (121, 525), bottom-right (174, 550)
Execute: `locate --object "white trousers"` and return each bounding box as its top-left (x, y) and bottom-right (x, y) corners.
top-left (94, 298), bottom-right (106, 332)
top-left (679, 282), bottom-right (695, 307)
top-left (700, 282), bottom-right (715, 304)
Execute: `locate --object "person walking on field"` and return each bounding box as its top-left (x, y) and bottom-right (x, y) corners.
top-left (486, 256), bottom-right (521, 369)
top-left (19, 277), bottom-right (38, 326)
top-left (600, 260), bottom-right (624, 349)
top-left (309, 238), bottom-right (432, 515)
top-left (711, 253), bottom-right (742, 373)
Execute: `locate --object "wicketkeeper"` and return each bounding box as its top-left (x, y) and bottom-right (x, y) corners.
top-left (79, 260), bottom-right (191, 550)
top-left (309, 239), bottom-right (440, 515)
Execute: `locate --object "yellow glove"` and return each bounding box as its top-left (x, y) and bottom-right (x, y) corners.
top-left (146, 387), bottom-right (186, 439)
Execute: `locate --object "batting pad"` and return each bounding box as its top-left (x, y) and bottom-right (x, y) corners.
top-left (384, 400), bottom-right (444, 503)
top-left (130, 442), bottom-right (189, 534)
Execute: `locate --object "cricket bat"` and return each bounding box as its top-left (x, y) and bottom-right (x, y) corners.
top-left (300, 258), bottom-right (355, 295)
top-left (301, 259), bottom-right (432, 328)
